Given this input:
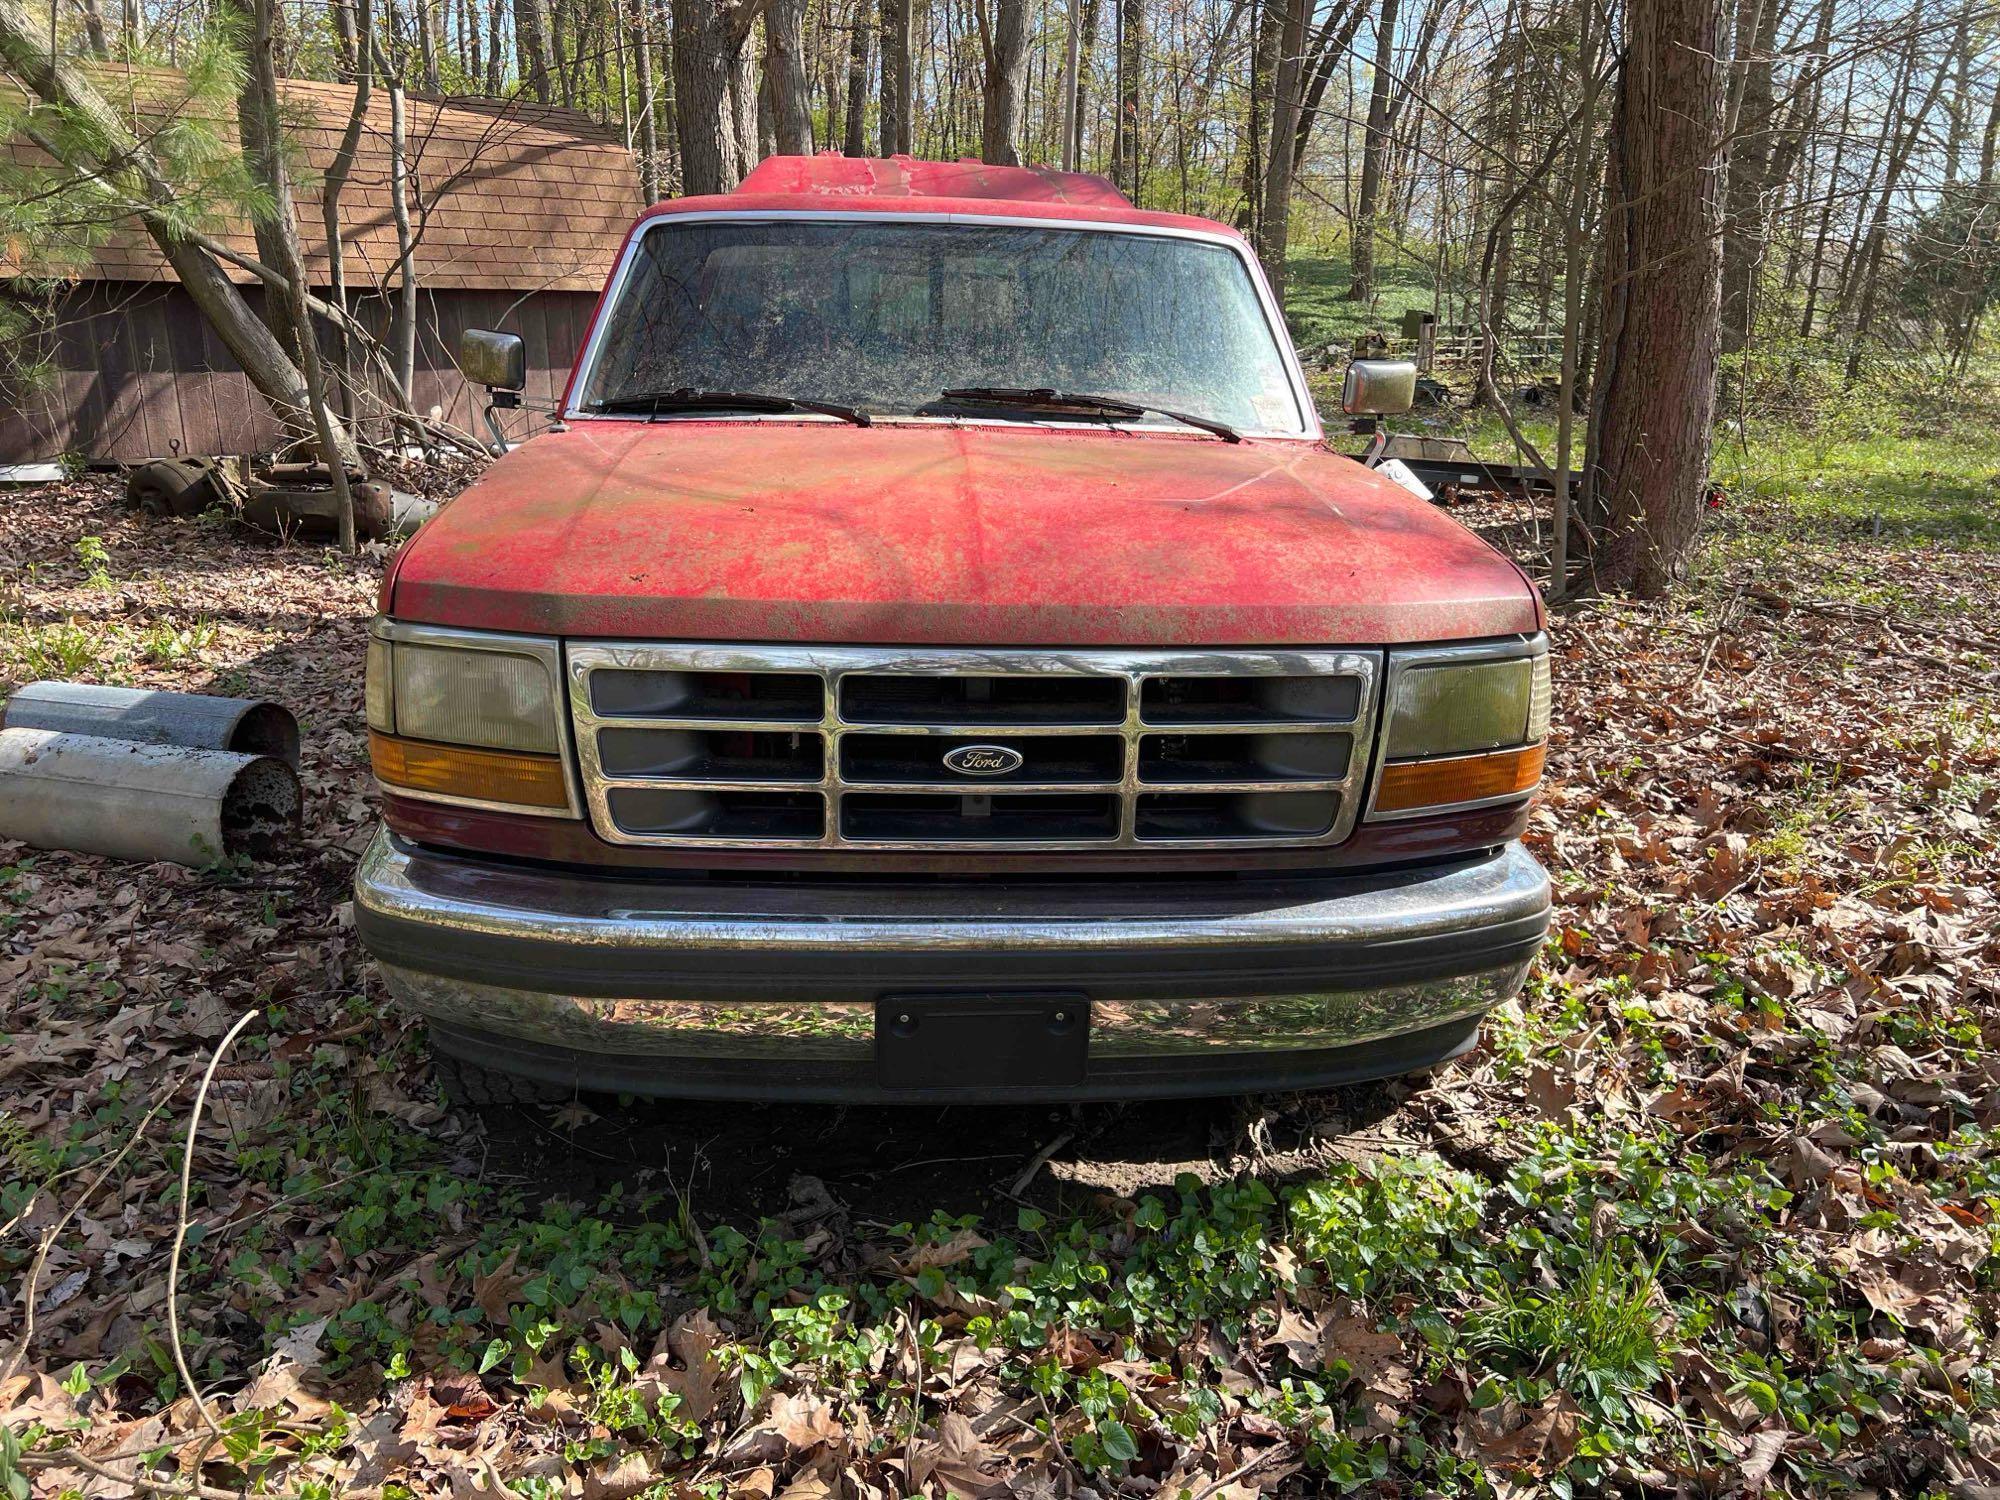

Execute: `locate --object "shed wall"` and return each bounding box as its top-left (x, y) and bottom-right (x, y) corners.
top-left (0, 282), bottom-right (596, 465)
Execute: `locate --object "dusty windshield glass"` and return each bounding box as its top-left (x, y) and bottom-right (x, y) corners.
top-left (577, 220), bottom-right (1308, 435)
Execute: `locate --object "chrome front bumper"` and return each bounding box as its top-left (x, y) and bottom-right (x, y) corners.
top-left (353, 830), bottom-right (1550, 1101)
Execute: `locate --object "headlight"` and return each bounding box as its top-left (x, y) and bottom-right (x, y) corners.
top-left (365, 621), bottom-right (576, 815)
top-left (1369, 638), bottom-right (1548, 819)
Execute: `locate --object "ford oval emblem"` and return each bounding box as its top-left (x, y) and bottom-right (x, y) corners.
top-left (943, 744), bottom-right (1024, 777)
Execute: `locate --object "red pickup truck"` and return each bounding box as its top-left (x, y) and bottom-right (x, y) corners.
top-left (353, 156), bottom-right (1551, 1105)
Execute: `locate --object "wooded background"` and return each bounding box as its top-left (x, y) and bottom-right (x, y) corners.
top-left (3, 0), bottom-right (1998, 582)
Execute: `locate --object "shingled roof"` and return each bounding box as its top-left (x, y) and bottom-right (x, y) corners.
top-left (3, 67), bottom-right (642, 293)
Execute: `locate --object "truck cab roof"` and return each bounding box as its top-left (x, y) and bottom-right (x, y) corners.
top-left (636, 154), bottom-right (1247, 239)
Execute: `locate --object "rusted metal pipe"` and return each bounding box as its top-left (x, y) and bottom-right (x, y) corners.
top-left (0, 729), bottom-right (300, 867)
top-left (2, 682), bottom-right (299, 764)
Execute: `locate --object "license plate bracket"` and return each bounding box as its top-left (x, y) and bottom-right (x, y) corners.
top-left (876, 993), bottom-right (1089, 1090)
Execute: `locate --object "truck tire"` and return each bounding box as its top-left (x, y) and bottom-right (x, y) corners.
top-left (430, 1047), bottom-right (575, 1108)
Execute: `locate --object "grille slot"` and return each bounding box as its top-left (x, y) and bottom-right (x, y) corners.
top-left (607, 787), bottom-right (825, 840)
top-left (597, 727), bottom-right (824, 781)
top-left (1140, 673), bottom-right (1360, 724)
top-left (1139, 731), bottom-right (1351, 784)
top-left (591, 668), bottom-right (822, 721)
top-left (569, 645), bottom-right (1380, 850)
top-left (842, 673), bottom-right (1124, 725)
top-left (1136, 790), bottom-right (1341, 841)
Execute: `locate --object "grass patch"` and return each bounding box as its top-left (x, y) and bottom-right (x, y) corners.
top-left (1712, 427), bottom-right (2000, 549)
top-left (1283, 246), bottom-right (1445, 356)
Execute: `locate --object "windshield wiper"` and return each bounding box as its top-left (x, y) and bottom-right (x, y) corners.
top-left (933, 387), bottom-right (1240, 443)
top-left (590, 388), bottom-right (871, 427)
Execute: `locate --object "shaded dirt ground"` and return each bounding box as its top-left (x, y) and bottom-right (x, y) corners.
top-left (3, 467), bottom-right (1997, 1497)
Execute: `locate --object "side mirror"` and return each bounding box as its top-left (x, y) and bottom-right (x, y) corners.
top-left (1341, 358), bottom-right (1417, 416)
top-left (460, 328), bottom-right (526, 394)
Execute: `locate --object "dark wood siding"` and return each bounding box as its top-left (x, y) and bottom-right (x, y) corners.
top-left (1, 281), bottom-right (598, 465)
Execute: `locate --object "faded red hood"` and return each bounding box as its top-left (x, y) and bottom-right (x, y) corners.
top-left (388, 423), bottom-right (1540, 645)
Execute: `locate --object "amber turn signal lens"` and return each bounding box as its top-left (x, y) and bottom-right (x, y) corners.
top-left (1373, 743), bottom-right (1546, 815)
top-left (369, 731), bottom-right (570, 810)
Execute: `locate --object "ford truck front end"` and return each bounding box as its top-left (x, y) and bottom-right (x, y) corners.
top-left (353, 156), bottom-right (1552, 1104)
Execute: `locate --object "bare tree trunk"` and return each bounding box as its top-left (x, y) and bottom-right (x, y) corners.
top-left (248, 0), bottom-right (360, 550)
top-left (842, 0), bottom-right (872, 154)
top-left (1070, 0), bottom-right (1100, 166)
top-left (979, 0), bottom-right (1029, 164)
top-left (79, 0), bottom-right (110, 57)
top-left (323, 0), bottom-right (374, 423)
top-left (1114, 0), bottom-right (1143, 193)
top-left (225, 0), bottom-right (306, 371)
top-left (674, 0), bottom-right (764, 190)
top-left (487, 0), bottom-right (505, 91)
top-left (767, 0), bottom-right (814, 151)
top-left (376, 8), bottom-right (422, 421)
top-left (1291, 0), bottom-right (1364, 171)
top-left (1797, 63), bottom-right (1851, 338)
top-left (1346, 0), bottom-right (1401, 300)
top-left (879, 0), bottom-right (912, 153)
top-left (1585, 0), bottom-right (1723, 597)
top-left (1842, 40), bottom-right (1953, 382)
top-left (1254, 0), bottom-right (1304, 298)
top-left (1718, 0), bottom-right (1783, 353)
top-left (518, 0), bottom-right (556, 100)
top-left (635, 0), bottom-right (663, 195)
top-left (416, 0), bottom-right (440, 90)
top-left (1550, 0), bottom-right (1602, 602)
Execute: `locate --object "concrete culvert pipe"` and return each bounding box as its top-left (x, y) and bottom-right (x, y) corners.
top-left (2, 682), bottom-right (300, 765)
top-left (0, 729), bottom-right (301, 867)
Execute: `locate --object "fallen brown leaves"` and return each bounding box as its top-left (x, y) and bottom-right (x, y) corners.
top-left (3, 477), bottom-right (1997, 1496)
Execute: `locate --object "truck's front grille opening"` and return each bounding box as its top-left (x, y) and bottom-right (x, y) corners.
top-left (841, 793), bottom-right (1119, 842)
top-left (840, 674), bottom-right (1124, 725)
top-left (591, 668), bottom-right (824, 721)
top-left (598, 727), bottom-right (823, 781)
top-left (569, 646), bottom-right (1380, 851)
top-left (1140, 673), bottom-right (1361, 724)
top-left (1135, 791), bottom-right (1341, 841)
top-left (607, 787), bottom-right (825, 840)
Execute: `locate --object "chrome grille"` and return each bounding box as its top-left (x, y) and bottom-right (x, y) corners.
top-left (567, 644), bottom-right (1380, 850)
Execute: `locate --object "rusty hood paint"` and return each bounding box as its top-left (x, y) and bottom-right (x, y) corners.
top-left (387, 422), bottom-right (1541, 646)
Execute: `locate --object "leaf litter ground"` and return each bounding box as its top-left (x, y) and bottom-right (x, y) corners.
top-left (2, 468), bottom-right (1996, 1497)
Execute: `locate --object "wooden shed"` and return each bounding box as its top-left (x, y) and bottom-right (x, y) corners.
top-left (1, 69), bottom-right (643, 466)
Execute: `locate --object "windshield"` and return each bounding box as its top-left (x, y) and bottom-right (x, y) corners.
top-left (575, 219), bottom-right (1310, 436)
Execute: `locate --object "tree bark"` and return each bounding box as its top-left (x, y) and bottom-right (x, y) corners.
top-left (766, 0), bottom-right (813, 151)
top-left (842, 0), bottom-right (872, 155)
top-left (635, 0), bottom-right (663, 196)
top-left (1346, 0), bottom-right (1402, 300)
top-left (979, 0), bottom-right (1029, 164)
top-left (1113, 0), bottom-right (1144, 193)
top-left (1718, 0), bottom-right (1783, 353)
top-left (1585, 0), bottom-right (1723, 597)
top-left (879, 0), bottom-right (912, 153)
top-left (0, 0), bottom-right (357, 466)
top-left (79, 0), bottom-right (110, 57)
top-left (1254, 0), bottom-right (1304, 299)
top-left (323, 0), bottom-right (374, 422)
top-left (246, 0), bottom-right (359, 550)
top-left (517, 0), bottom-right (557, 101)
top-left (673, 0), bottom-right (765, 190)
